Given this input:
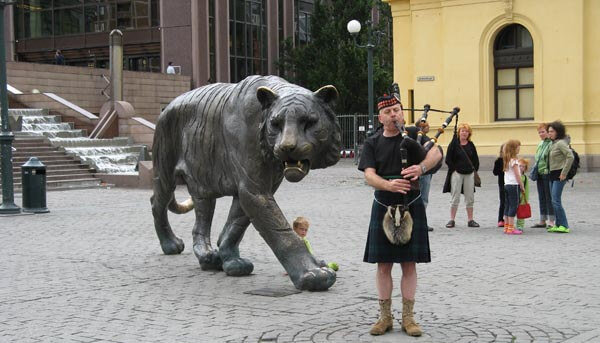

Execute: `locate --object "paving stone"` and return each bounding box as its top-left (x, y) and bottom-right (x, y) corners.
top-left (1, 160), bottom-right (599, 342)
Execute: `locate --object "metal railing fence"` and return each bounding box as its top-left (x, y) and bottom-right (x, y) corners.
top-left (337, 113), bottom-right (369, 163)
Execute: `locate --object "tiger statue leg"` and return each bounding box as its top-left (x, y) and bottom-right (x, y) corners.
top-left (217, 197), bottom-right (254, 276)
top-left (237, 188), bottom-right (336, 291)
top-left (190, 197), bottom-right (223, 271)
top-left (151, 172), bottom-right (185, 255)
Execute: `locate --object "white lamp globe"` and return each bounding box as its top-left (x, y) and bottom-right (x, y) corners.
top-left (347, 20), bottom-right (361, 34)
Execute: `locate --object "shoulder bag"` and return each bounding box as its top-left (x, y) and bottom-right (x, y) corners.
top-left (459, 143), bottom-right (481, 187)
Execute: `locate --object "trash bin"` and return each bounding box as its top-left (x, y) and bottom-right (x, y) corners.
top-left (21, 157), bottom-right (49, 213)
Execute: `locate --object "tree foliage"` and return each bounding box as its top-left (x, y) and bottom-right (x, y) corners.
top-left (278, 0), bottom-right (394, 114)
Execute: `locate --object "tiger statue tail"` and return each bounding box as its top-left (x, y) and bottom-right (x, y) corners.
top-left (168, 197), bottom-right (195, 214)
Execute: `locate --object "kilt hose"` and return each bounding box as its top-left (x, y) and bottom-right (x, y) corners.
top-left (364, 190), bottom-right (431, 263)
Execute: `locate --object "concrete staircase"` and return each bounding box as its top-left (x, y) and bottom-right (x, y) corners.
top-left (1, 135), bottom-right (101, 192)
top-left (2, 107), bottom-right (150, 192)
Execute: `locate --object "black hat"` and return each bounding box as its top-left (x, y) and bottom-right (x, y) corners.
top-left (377, 93), bottom-right (401, 111)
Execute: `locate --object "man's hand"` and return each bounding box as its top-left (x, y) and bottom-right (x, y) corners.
top-left (400, 164), bottom-right (423, 181)
top-left (386, 178), bottom-right (412, 194)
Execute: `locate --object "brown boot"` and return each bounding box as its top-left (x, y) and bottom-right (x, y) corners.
top-left (369, 299), bottom-right (393, 335)
top-left (401, 298), bottom-right (423, 337)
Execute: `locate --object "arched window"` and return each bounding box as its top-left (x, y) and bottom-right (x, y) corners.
top-left (494, 24), bottom-right (534, 120)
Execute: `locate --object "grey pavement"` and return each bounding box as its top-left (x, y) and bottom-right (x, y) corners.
top-left (2, 159), bottom-right (599, 343)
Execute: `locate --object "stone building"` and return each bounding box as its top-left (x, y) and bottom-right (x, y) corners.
top-left (384, 0), bottom-right (599, 169)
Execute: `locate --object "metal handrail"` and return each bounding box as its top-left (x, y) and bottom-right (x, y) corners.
top-left (101, 74), bottom-right (111, 99)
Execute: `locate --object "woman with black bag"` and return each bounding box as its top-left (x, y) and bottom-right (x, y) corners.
top-left (442, 123), bottom-right (480, 228)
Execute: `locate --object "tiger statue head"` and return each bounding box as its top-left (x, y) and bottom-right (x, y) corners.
top-left (257, 85), bottom-right (342, 182)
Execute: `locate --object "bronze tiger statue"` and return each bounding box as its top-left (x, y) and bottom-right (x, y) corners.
top-left (151, 75), bottom-right (341, 291)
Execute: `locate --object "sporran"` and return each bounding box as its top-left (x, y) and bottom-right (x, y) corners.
top-left (382, 204), bottom-right (413, 245)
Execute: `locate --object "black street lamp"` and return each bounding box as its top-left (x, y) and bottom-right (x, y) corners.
top-left (347, 19), bottom-right (384, 136)
top-left (0, 0), bottom-right (20, 214)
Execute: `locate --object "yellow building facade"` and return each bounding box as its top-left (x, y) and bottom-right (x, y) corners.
top-left (384, 0), bottom-right (599, 170)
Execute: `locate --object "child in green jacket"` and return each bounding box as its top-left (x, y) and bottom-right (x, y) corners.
top-left (293, 217), bottom-right (339, 271)
top-left (516, 159), bottom-right (530, 231)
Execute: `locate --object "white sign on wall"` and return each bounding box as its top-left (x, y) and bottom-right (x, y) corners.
top-left (417, 76), bottom-right (435, 82)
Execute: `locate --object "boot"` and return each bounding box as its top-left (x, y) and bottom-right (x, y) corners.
top-left (401, 298), bottom-right (423, 337)
top-left (369, 299), bottom-right (393, 335)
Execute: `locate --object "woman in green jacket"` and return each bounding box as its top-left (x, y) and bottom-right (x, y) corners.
top-left (547, 121), bottom-right (574, 233)
top-left (531, 123), bottom-right (555, 228)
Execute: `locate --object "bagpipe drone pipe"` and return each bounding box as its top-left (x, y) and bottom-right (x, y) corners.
top-left (389, 83), bottom-right (460, 175)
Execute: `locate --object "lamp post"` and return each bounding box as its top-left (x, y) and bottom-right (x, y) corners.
top-left (347, 19), bottom-right (383, 136)
top-left (0, 0), bottom-right (20, 214)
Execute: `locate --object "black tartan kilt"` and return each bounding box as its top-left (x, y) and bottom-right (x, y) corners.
top-left (363, 190), bottom-right (431, 263)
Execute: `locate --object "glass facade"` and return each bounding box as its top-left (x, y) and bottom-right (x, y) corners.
top-left (14, 0), bottom-right (160, 39)
top-left (229, 0), bottom-right (267, 83)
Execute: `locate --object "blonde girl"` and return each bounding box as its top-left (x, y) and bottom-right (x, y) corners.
top-left (502, 140), bottom-right (525, 234)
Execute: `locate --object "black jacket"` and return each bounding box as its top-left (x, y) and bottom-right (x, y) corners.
top-left (442, 135), bottom-right (479, 193)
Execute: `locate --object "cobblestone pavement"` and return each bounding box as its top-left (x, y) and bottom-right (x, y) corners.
top-left (2, 160), bottom-right (599, 343)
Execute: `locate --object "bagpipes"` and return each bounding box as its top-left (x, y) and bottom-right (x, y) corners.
top-left (388, 82), bottom-right (460, 172)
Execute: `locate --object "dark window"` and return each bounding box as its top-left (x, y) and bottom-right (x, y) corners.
top-left (54, 7), bottom-right (83, 36)
top-left (116, 1), bottom-right (132, 29)
top-left (209, 0), bottom-right (215, 83)
top-left (126, 55), bottom-right (160, 72)
top-left (229, 0), bottom-right (267, 82)
top-left (294, 0), bottom-right (313, 45)
top-left (54, 0), bottom-right (83, 7)
top-left (23, 9), bottom-right (53, 38)
top-left (494, 24), bottom-right (534, 121)
top-left (84, 5), bottom-right (110, 33)
top-left (150, 0), bottom-right (159, 27)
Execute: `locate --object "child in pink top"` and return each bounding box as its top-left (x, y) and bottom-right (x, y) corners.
top-left (503, 140), bottom-right (526, 235)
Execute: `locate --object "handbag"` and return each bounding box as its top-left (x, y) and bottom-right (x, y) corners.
top-left (529, 163), bottom-right (539, 181)
top-left (531, 142), bottom-right (550, 181)
top-left (459, 143), bottom-right (481, 187)
top-left (517, 190), bottom-right (531, 219)
top-left (517, 202), bottom-right (532, 219)
top-left (473, 171), bottom-right (482, 187)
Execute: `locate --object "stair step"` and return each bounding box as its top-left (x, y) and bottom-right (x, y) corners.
top-left (9, 164), bottom-right (92, 172)
top-left (2, 178), bottom-right (104, 193)
top-left (13, 139), bottom-right (48, 149)
top-left (13, 143), bottom-right (53, 149)
top-left (10, 160), bottom-right (81, 166)
top-left (13, 152), bottom-right (66, 158)
top-left (13, 173), bottom-right (96, 183)
top-left (13, 155), bottom-right (70, 161)
top-left (10, 169), bottom-right (94, 177)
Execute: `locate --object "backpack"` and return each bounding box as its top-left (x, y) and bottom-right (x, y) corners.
top-left (566, 146), bottom-right (580, 180)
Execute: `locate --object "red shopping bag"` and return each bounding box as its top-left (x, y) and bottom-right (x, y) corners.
top-left (517, 202), bottom-right (532, 219)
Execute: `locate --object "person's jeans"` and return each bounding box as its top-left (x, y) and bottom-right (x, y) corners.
top-left (536, 175), bottom-right (555, 222)
top-left (450, 172), bottom-right (475, 208)
top-left (419, 174), bottom-right (432, 208)
top-left (504, 184), bottom-right (519, 217)
top-left (550, 179), bottom-right (569, 228)
top-left (498, 184), bottom-right (505, 222)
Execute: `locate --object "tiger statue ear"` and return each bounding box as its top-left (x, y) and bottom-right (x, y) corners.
top-left (257, 86), bottom-right (279, 109)
top-left (314, 85), bottom-right (338, 104)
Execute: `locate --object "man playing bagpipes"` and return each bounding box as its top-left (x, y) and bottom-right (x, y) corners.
top-left (358, 88), bottom-right (443, 337)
